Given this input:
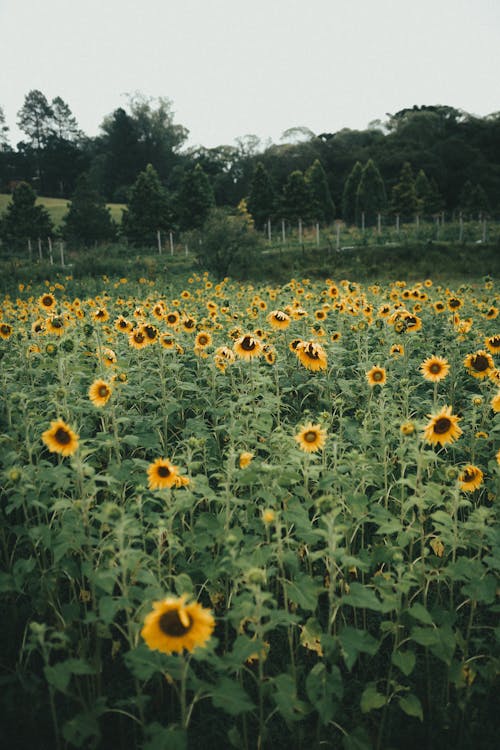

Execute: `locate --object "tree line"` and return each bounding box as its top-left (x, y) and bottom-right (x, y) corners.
top-left (0, 92), bottom-right (499, 249)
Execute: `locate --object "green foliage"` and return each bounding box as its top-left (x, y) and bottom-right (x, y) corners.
top-left (390, 162), bottom-right (418, 220)
top-left (305, 159), bottom-right (335, 224)
top-left (176, 163), bottom-right (215, 230)
top-left (194, 207), bottom-right (264, 278)
top-left (356, 159), bottom-right (386, 225)
top-left (459, 181), bottom-right (491, 218)
top-left (281, 170), bottom-right (313, 223)
top-left (0, 181), bottom-right (53, 248)
top-left (342, 161), bottom-right (363, 225)
top-left (122, 164), bottom-right (172, 247)
top-left (415, 170), bottom-right (443, 217)
top-left (247, 162), bottom-right (276, 229)
top-left (61, 173), bottom-right (116, 246)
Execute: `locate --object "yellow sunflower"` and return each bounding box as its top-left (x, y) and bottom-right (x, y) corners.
top-left (88, 379), bottom-right (113, 407)
top-left (239, 451), bottom-right (254, 468)
top-left (497, 447), bottom-right (500, 466)
top-left (490, 392), bottom-right (500, 413)
top-left (423, 406), bottom-right (462, 447)
top-left (147, 458), bottom-right (180, 490)
top-left (464, 350), bottom-right (494, 379)
top-left (39, 292), bottom-right (56, 312)
top-left (366, 366), bottom-right (387, 387)
top-left (295, 422), bottom-right (327, 453)
top-left (141, 596), bottom-right (215, 655)
top-left (159, 333), bottom-right (176, 350)
top-left (129, 328), bottom-right (148, 350)
top-left (234, 334), bottom-right (262, 360)
top-left (92, 308), bottom-right (109, 323)
top-left (165, 311), bottom-right (180, 327)
top-left (114, 315), bottom-right (133, 333)
top-left (267, 310), bottom-right (291, 330)
top-left (101, 348), bottom-right (117, 367)
top-left (458, 465), bottom-right (484, 492)
top-left (0, 323), bottom-right (13, 340)
top-left (485, 334), bottom-right (500, 355)
top-left (42, 418), bottom-right (79, 456)
top-left (420, 355), bottom-right (450, 382)
top-left (390, 344), bottom-right (404, 357)
top-left (295, 341), bottom-right (328, 372)
top-left (195, 331), bottom-right (212, 348)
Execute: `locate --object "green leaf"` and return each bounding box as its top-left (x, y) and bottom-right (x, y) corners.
top-left (305, 663), bottom-right (343, 725)
top-left (392, 649), bottom-right (416, 676)
top-left (341, 582), bottom-right (383, 611)
top-left (210, 677), bottom-right (254, 716)
top-left (143, 722), bottom-right (187, 750)
top-left (399, 693), bottom-right (424, 721)
top-left (286, 572), bottom-right (323, 612)
top-left (360, 683), bottom-right (386, 713)
top-left (338, 626), bottom-right (379, 671)
top-left (408, 602), bottom-right (434, 625)
top-left (272, 673), bottom-right (311, 723)
top-left (44, 658), bottom-right (94, 694)
top-left (342, 726), bottom-right (373, 750)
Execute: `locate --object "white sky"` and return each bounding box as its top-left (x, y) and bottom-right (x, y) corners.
top-left (1, 0), bottom-right (499, 149)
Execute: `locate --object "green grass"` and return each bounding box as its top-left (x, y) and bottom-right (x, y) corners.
top-left (0, 193), bottom-right (125, 227)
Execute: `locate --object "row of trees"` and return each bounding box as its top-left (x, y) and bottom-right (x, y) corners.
top-left (1, 93), bottom-right (500, 219)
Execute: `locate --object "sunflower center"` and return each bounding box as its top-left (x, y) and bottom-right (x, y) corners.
top-left (489, 336), bottom-right (500, 347)
top-left (134, 333), bottom-right (145, 343)
top-left (305, 345), bottom-right (319, 359)
top-left (471, 355), bottom-right (489, 371)
top-left (54, 427), bottom-right (71, 445)
top-left (184, 319), bottom-right (194, 329)
top-left (42, 296), bottom-right (53, 306)
top-left (159, 609), bottom-right (192, 637)
top-left (98, 386), bottom-right (109, 397)
top-left (449, 299), bottom-right (460, 308)
top-left (304, 431), bottom-right (318, 443)
top-left (144, 326), bottom-right (156, 339)
top-left (167, 315), bottom-right (177, 323)
top-left (462, 469), bottom-right (475, 482)
top-left (198, 336), bottom-right (208, 345)
top-left (372, 370), bottom-right (384, 381)
top-left (430, 363), bottom-right (442, 374)
top-left (241, 336), bottom-right (256, 351)
top-left (433, 417), bottom-right (451, 434)
top-left (1, 324), bottom-right (10, 334)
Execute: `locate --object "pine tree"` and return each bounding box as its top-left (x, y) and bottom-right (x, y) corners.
top-left (342, 161), bottom-right (363, 225)
top-left (0, 182), bottom-right (53, 249)
top-left (122, 164), bottom-right (172, 247)
top-left (415, 170), bottom-right (443, 217)
top-left (281, 170), bottom-right (313, 223)
top-left (470, 184), bottom-right (490, 218)
top-left (305, 159), bottom-right (335, 224)
top-left (176, 164), bottom-right (215, 230)
top-left (247, 162), bottom-right (275, 229)
top-left (390, 162), bottom-right (418, 221)
top-left (356, 159), bottom-right (386, 226)
top-left (62, 173), bottom-right (116, 246)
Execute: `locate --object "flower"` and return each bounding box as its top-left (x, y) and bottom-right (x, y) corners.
top-left (42, 418), bottom-right (79, 456)
top-left (262, 509), bottom-right (275, 524)
top-left (129, 328), bottom-right (148, 350)
top-left (491, 392), bottom-right (500, 413)
top-left (390, 343), bottom-right (404, 357)
top-left (464, 350), bottom-right (494, 379)
top-left (141, 596), bottom-right (215, 654)
top-left (485, 334), bottom-right (500, 355)
top-left (400, 421), bottom-right (415, 435)
top-left (0, 323), bottom-right (13, 339)
top-left (88, 379), bottom-right (112, 407)
top-left (458, 465), bottom-right (484, 492)
top-left (239, 451), bottom-right (254, 468)
top-left (234, 334), bottom-right (262, 360)
top-left (101, 348), bottom-right (117, 367)
top-left (423, 406), bottom-right (462, 447)
top-left (366, 366), bottom-right (386, 387)
top-left (267, 310), bottom-right (291, 330)
top-left (420, 355), bottom-right (450, 382)
top-left (195, 331), bottom-right (212, 348)
top-left (39, 292), bottom-right (56, 311)
top-left (147, 458), bottom-right (180, 490)
top-left (295, 341), bottom-right (328, 372)
top-left (295, 422), bottom-right (327, 453)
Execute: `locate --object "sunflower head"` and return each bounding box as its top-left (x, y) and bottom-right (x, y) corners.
top-left (89, 379), bottom-right (113, 407)
top-left (423, 406), bottom-right (462, 448)
top-left (458, 464), bottom-right (484, 492)
top-left (366, 366), bottom-right (387, 387)
top-left (147, 458), bottom-right (179, 490)
top-left (420, 355), bottom-right (450, 382)
top-left (42, 418), bottom-right (79, 457)
top-left (141, 596), bottom-right (215, 655)
top-left (239, 451), bottom-right (254, 469)
top-left (295, 422), bottom-right (327, 453)
top-left (234, 334), bottom-right (262, 360)
top-left (464, 350), bottom-right (494, 379)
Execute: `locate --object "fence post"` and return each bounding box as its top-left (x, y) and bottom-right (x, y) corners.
top-left (396, 215), bottom-right (400, 234)
top-left (298, 218), bottom-right (303, 244)
top-left (316, 222), bottom-right (320, 247)
top-left (281, 219), bottom-right (286, 244)
top-left (28, 238), bottom-right (32, 261)
top-left (267, 219), bottom-right (271, 243)
top-left (377, 213), bottom-right (381, 235)
top-left (157, 230), bottom-right (162, 255)
top-left (59, 241), bottom-right (65, 267)
top-left (336, 221), bottom-right (341, 251)
top-left (169, 231), bottom-right (174, 255)
top-left (361, 212), bottom-right (365, 232)
top-left (38, 238), bottom-right (43, 260)
top-left (48, 237), bottom-right (53, 265)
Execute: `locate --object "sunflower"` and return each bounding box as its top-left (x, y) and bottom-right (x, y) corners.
top-left (330, 332), bottom-right (342, 343)
top-left (0, 323), bottom-right (13, 340)
top-left (458, 465), bottom-right (484, 492)
top-left (295, 341), bottom-right (328, 372)
top-left (267, 310), bottom-right (291, 330)
top-left (141, 596), bottom-right (214, 655)
top-left (366, 366), bottom-right (387, 387)
top-left (195, 331), bottom-right (212, 348)
top-left (497, 447), bottom-right (500, 466)
top-left (181, 316), bottom-right (197, 333)
top-left (239, 451), bottom-right (254, 468)
top-left (447, 296), bottom-right (462, 311)
top-left (31, 318), bottom-right (45, 335)
top-left (464, 350), bottom-right (494, 379)
top-left (403, 313), bottom-right (422, 333)
top-left (433, 301), bottom-right (446, 313)
top-left (45, 315), bottom-right (66, 336)
top-left (295, 422), bottom-right (327, 453)
top-left (420, 355), bottom-right (450, 382)
top-left (423, 405), bottom-right (462, 447)
top-left (485, 306), bottom-right (499, 320)
top-left (114, 315), bottom-right (133, 333)
top-left (165, 311), bottom-right (180, 327)
top-left (490, 392), bottom-right (500, 413)
top-left (485, 335), bottom-right (500, 355)
top-left (142, 324), bottom-right (159, 344)
top-left (400, 421), bottom-right (415, 436)
top-left (42, 418), bottom-right (79, 456)
top-left (234, 334), bottom-right (262, 360)
top-left (159, 333), bottom-right (176, 350)
top-left (147, 458), bottom-right (180, 490)
top-left (88, 379), bottom-right (113, 407)
top-left (129, 328), bottom-right (148, 350)
top-left (39, 293), bottom-right (56, 312)
top-left (390, 343), bottom-right (404, 357)
top-left (92, 308), bottom-right (109, 323)
top-left (101, 348), bottom-right (117, 367)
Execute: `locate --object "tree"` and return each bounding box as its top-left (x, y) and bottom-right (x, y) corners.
top-left (17, 90), bottom-right (54, 191)
top-left (122, 164), bottom-right (172, 246)
top-left (0, 182), bottom-right (53, 249)
top-left (356, 159), bottom-right (386, 225)
top-left (459, 181), bottom-right (490, 218)
top-left (281, 170), bottom-right (313, 223)
top-left (306, 159), bottom-right (335, 224)
top-left (176, 164), bottom-right (214, 230)
top-left (342, 161), bottom-right (363, 224)
top-left (98, 107), bottom-right (142, 201)
top-left (195, 207), bottom-right (264, 278)
top-left (50, 96), bottom-right (82, 141)
top-left (128, 93), bottom-right (188, 178)
top-left (0, 105), bottom-right (9, 150)
top-left (247, 162), bottom-right (276, 229)
top-left (61, 173), bottom-right (116, 246)
top-left (390, 162), bottom-right (418, 221)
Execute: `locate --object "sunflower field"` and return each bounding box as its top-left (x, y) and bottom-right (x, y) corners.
top-left (1, 272), bottom-right (499, 750)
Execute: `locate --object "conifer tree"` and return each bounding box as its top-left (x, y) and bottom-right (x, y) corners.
top-left (415, 170), bottom-right (443, 217)
top-left (305, 159), bottom-right (335, 224)
top-left (247, 162), bottom-right (276, 229)
top-left (356, 159), bottom-right (386, 225)
top-left (281, 170), bottom-right (313, 223)
top-left (390, 162), bottom-right (418, 221)
top-left (62, 173), bottom-right (116, 246)
top-left (342, 161), bottom-right (363, 225)
top-left (122, 164), bottom-right (172, 246)
top-left (176, 164), bottom-right (215, 230)
top-left (0, 182), bottom-right (53, 249)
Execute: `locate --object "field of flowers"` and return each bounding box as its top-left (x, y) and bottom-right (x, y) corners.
top-left (1, 272), bottom-right (499, 750)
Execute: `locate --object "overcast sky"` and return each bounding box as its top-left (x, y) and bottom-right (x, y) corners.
top-left (1, 0), bottom-right (499, 149)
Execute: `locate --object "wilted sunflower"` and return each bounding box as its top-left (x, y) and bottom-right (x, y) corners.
top-left (295, 422), bottom-right (327, 453)
top-left (147, 458), bottom-right (180, 490)
top-left (141, 324), bottom-right (159, 344)
top-left (234, 334), bottom-right (262, 360)
top-left (295, 341), bottom-right (327, 372)
top-left (141, 596), bottom-right (215, 655)
top-left (366, 366), bottom-right (387, 387)
top-left (403, 313), bottom-right (422, 333)
top-left (485, 334), bottom-right (500, 355)
top-left (464, 350), bottom-right (494, 379)
top-left (88, 379), bottom-right (113, 407)
top-left (267, 310), bottom-right (291, 330)
top-left (101, 348), bottom-right (117, 367)
top-left (458, 464), bottom-right (484, 492)
top-left (42, 418), bottom-right (79, 456)
top-left (420, 355), bottom-right (450, 382)
top-left (423, 405), bottom-right (462, 447)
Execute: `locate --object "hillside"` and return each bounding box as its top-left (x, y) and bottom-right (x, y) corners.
top-left (0, 193), bottom-right (125, 227)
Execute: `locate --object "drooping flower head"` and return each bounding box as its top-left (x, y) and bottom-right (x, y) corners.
top-left (458, 465), bottom-right (484, 492)
top-left (295, 341), bottom-right (328, 372)
top-left (141, 596), bottom-right (215, 655)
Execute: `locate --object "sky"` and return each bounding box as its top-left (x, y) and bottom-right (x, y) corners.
top-left (1, 0), bottom-right (499, 150)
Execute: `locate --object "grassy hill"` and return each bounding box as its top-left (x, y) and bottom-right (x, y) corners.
top-left (0, 193), bottom-right (125, 227)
